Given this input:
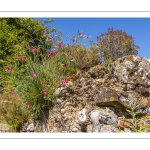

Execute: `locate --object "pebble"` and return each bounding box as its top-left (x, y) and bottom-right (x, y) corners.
top-left (61, 109), bottom-right (66, 114)
top-left (72, 127), bottom-right (78, 132)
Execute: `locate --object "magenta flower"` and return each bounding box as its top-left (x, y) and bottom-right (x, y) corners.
top-left (62, 80), bottom-right (67, 86)
top-left (58, 43), bottom-right (63, 49)
top-left (31, 73), bottom-right (36, 77)
top-left (8, 66), bottom-right (13, 70)
top-left (26, 104), bottom-right (31, 109)
top-left (44, 30), bottom-right (48, 34)
top-left (26, 46), bottom-right (30, 49)
top-left (35, 38), bottom-right (39, 41)
top-left (6, 69), bottom-right (11, 73)
top-left (32, 48), bottom-right (36, 52)
top-left (49, 50), bottom-right (55, 58)
top-left (11, 89), bottom-right (15, 93)
top-left (72, 39), bottom-right (75, 43)
top-left (48, 38), bottom-right (52, 42)
top-left (18, 55), bottom-right (25, 62)
top-left (63, 63), bottom-right (67, 67)
top-left (43, 91), bottom-right (48, 95)
top-left (4, 83), bottom-right (8, 88)
top-left (78, 32), bottom-right (82, 37)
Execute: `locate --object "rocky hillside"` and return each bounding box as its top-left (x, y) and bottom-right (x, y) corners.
top-left (20, 55), bottom-right (150, 133)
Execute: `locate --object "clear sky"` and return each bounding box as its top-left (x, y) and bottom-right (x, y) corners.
top-left (38, 18), bottom-right (150, 58)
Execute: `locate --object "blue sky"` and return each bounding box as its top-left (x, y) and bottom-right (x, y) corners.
top-left (38, 18), bottom-right (150, 58)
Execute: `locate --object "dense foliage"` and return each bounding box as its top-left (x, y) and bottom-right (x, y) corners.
top-left (0, 19), bottom-right (140, 132)
top-left (96, 27), bottom-right (139, 62)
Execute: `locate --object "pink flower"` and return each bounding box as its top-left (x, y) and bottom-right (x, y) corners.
top-left (62, 80), bottom-right (67, 86)
top-left (32, 73), bottom-right (36, 77)
top-left (26, 104), bottom-right (31, 109)
top-left (26, 46), bottom-right (30, 49)
top-left (3, 102), bottom-right (6, 105)
top-left (49, 50), bottom-right (55, 58)
top-left (63, 63), bottom-right (67, 67)
top-left (48, 38), bottom-right (52, 42)
top-left (4, 83), bottom-right (8, 88)
top-left (43, 91), bottom-right (48, 95)
top-left (44, 30), bottom-right (48, 34)
top-left (78, 32), bottom-right (82, 37)
top-left (72, 39), bottom-right (75, 43)
top-left (6, 69), bottom-right (11, 73)
top-left (58, 43), bottom-right (63, 49)
top-left (35, 38), bottom-right (39, 41)
top-left (8, 66), bottom-right (13, 70)
top-left (11, 89), bottom-right (15, 93)
top-left (18, 55), bottom-right (25, 62)
top-left (32, 48), bottom-right (36, 52)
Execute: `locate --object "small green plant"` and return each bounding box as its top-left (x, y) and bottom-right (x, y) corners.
top-left (119, 94), bottom-right (150, 132)
top-left (0, 92), bottom-right (30, 132)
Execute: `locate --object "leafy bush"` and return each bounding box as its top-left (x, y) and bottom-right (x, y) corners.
top-left (97, 27), bottom-right (139, 62)
top-left (0, 18), bottom-right (56, 91)
top-left (62, 45), bottom-right (100, 70)
top-left (0, 92), bottom-right (30, 132)
top-left (17, 53), bottom-right (61, 120)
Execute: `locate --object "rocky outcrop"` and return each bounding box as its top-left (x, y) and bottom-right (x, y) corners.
top-left (22, 55), bottom-right (150, 133)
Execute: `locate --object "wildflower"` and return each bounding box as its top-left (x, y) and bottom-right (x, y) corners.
top-left (26, 104), bottom-right (31, 109)
top-left (48, 37), bottom-right (52, 42)
top-left (11, 89), bottom-right (15, 93)
top-left (72, 39), bottom-right (75, 43)
top-left (26, 45), bottom-right (30, 49)
top-left (49, 50), bottom-right (55, 58)
top-left (58, 43), bottom-right (63, 49)
top-left (3, 102), bottom-right (6, 105)
top-left (78, 32), bottom-right (82, 37)
top-left (6, 69), bottom-right (11, 73)
top-left (8, 66), bottom-right (13, 70)
top-left (31, 73), bottom-right (36, 77)
top-left (35, 38), bottom-right (39, 41)
top-left (4, 83), bottom-right (8, 88)
top-left (32, 47), bottom-right (36, 52)
top-left (18, 56), bottom-right (25, 62)
top-left (43, 91), bottom-right (48, 95)
top-left (63, 63), bottom-right (67, 67)
top-left (62, 80), bottom-right (67, 86)
top-left (44, 30), bottom-right (48, 34)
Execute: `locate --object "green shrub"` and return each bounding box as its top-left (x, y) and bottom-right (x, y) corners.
top-left (97, 27), bottom-right (139, 62)
top-left (63, 45), bottom-right (100, 69)
top-left (0, 92), bottom-right (30, 132)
